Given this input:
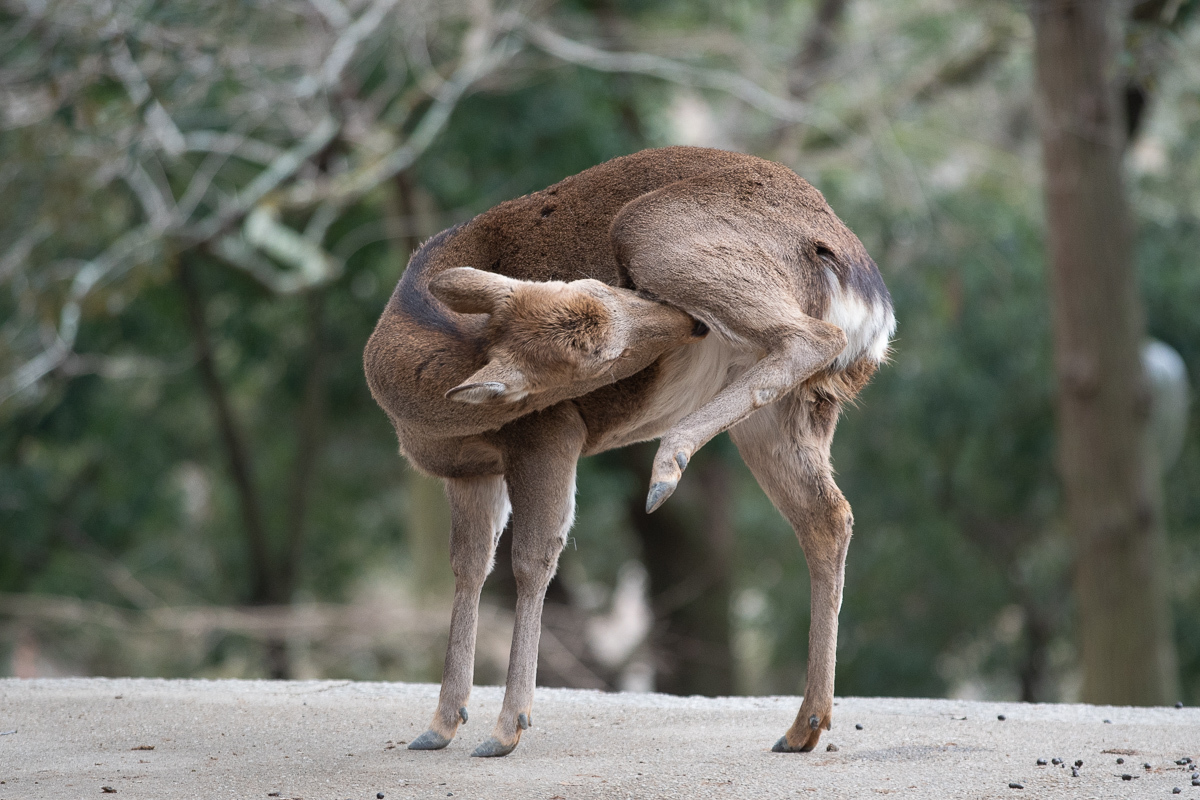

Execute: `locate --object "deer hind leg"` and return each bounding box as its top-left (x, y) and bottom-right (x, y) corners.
top-left (611, 165), bottom-right (849, 512)
top-left (408, 474), bottom-right (510, 750)
top-left (644, 314), bottom-right (845, 512)
top-left (472, 402), bottom-right (586, 758)
top-left (729, 391), bottom-right (850, 753)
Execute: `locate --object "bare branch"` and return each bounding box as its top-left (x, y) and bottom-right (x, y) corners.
top-left (0, 225), bottom-right (159, 404)
top-left (0, 220), bottom-right (51, 284)
top-left (307, 0), bottom-right (351, 29)
top-left (289, 34), bottom-right (520, 208)
top-left (107, 40), bottom-right (153, 106)
top-left (109, 39), bottom-right (186, 155)
top-left (243, 205), bottom-right (342, 288)
top-left (122, 161), bottom-right (178, 230)
top-left (317, 0), bottom-right (402, 91)
top-left (520, 22), bottom-right (844, 136)
top-left (210, 235), bottom-right (300, 293)
top-left (183, 131), bottom-right (285, 166)
top-left (185, 116), bottom-right (340, 243)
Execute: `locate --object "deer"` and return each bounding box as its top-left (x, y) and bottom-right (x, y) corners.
top-left (364, 146), bottom-right (894, 758)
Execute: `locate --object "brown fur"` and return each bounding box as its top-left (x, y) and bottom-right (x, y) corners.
top-left (364, 146), bottom-right (894, 757)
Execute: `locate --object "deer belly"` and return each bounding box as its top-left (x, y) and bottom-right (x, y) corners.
top-left (587, 333), bottom-right (759, 452)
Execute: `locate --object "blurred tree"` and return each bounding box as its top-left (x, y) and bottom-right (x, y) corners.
top-left (1031, 0), bottom-right (1179, 704)
top-left (622, 443), bottom-right (735, 696)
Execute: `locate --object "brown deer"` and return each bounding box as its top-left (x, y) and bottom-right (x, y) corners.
top-left (364, 146), bottom-right (894, 757)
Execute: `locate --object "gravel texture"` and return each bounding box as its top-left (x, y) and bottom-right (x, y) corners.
top-left (1, 678), bottom-right (1197, 799)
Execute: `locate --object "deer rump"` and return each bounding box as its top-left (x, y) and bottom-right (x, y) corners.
top-left (363, 146), bottom-right (894, 757)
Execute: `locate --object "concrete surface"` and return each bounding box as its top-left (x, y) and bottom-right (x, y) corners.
top-left (0, 678), bottom-right (1197, 799)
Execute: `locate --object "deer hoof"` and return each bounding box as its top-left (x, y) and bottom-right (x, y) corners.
top-left (645, 480), bottom-right (677, 514)
top-left (407, 729), bottom-right (451, 750)
top-left (471, 737), bottom-right (517, 758)
top-left (771, 733), bottom-right (817, 753)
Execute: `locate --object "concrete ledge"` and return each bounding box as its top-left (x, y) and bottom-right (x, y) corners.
top-left (1, 678), bottom-right (1197, 799)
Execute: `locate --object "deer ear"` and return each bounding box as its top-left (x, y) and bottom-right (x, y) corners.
top-left (429, 267), bottom-right (516, 315)
top-left (446, 359), bottom-right (530, 404)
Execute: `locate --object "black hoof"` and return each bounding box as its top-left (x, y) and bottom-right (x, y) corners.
top-left (772, 734), bottom-right (815, 753)
top-left (458, 707), bottom-right (468, 724)
top-left (646, 480), bottom-right (677, 514)
top-left (471, 737), bottom-right (517, 758)
top-left (407, 729), bottom-right (451, 750)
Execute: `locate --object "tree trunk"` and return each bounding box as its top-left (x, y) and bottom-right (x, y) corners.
top-left (178, 256), bottom-right (275, 607)
top-left (1031, 0), bottom-right (1178, 705)
top-left (624, 443), bottom-right (735, 696)
top-left (788, 0), bottom-right (848, 100)
top-left (280, 290), bottom-right (328, 599)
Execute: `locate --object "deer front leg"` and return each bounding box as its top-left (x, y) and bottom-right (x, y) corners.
top-left (472, 404), bottom-right (586, 758)
top-left (408, 475), bottom-right (509, 750)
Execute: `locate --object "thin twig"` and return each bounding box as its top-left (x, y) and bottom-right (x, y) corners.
top-left (520, 21), bottom-right (846, 137)
top-left (0, 225), bottom-right (158, 404)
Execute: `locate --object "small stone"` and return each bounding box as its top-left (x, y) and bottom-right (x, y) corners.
top-left (101, 789), bottom-right (116, 795)
top-left (1052, 758), bottom-right (1063, 765)
top-left (1008, 783), bottom-right (1024, 790)
top-left (1176, 701), bottom-right (1184, 709)
top-left (1193, 779), bottom-right (1200, 787)
top-left (1122, 774), bottom-right (1133, 781)
top-left (826, 743), bottom-right (839, 752)
top-left (1071, 767), bottom-right (1079, 778)
top-left (1104, 719), bottom-right (1112, 724)
top-left (1192, 772), bottom-right (1198, 780)
top-left (1145, 763), bottom-right (1153, 770)
top-left (998, 714), bottom-right (1006, 721)
top-left (855, 723), bottom-right (863, 731)
top-left (378, 794), bottom-right (385, 799)
top-left (1036, 758), bottom-right (1048, 766)
top-left (1177, 759), bottom-right (1190, 766)
top-left (1173, 788), bottom-right (1182, 795)
top-left (1076, 759), bottom-right (1084, 767)
top-left (1117, 758), bottom-right (1125, 765)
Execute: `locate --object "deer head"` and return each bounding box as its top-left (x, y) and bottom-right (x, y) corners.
top-left (429, 267), bottom-right (705, 404)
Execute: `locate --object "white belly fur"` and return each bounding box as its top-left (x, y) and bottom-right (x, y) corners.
top-left (591, 332), bottom-right (759, 451)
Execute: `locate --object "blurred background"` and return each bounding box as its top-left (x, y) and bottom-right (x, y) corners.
top-left (1, 0), bottom-right (1197, 707)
